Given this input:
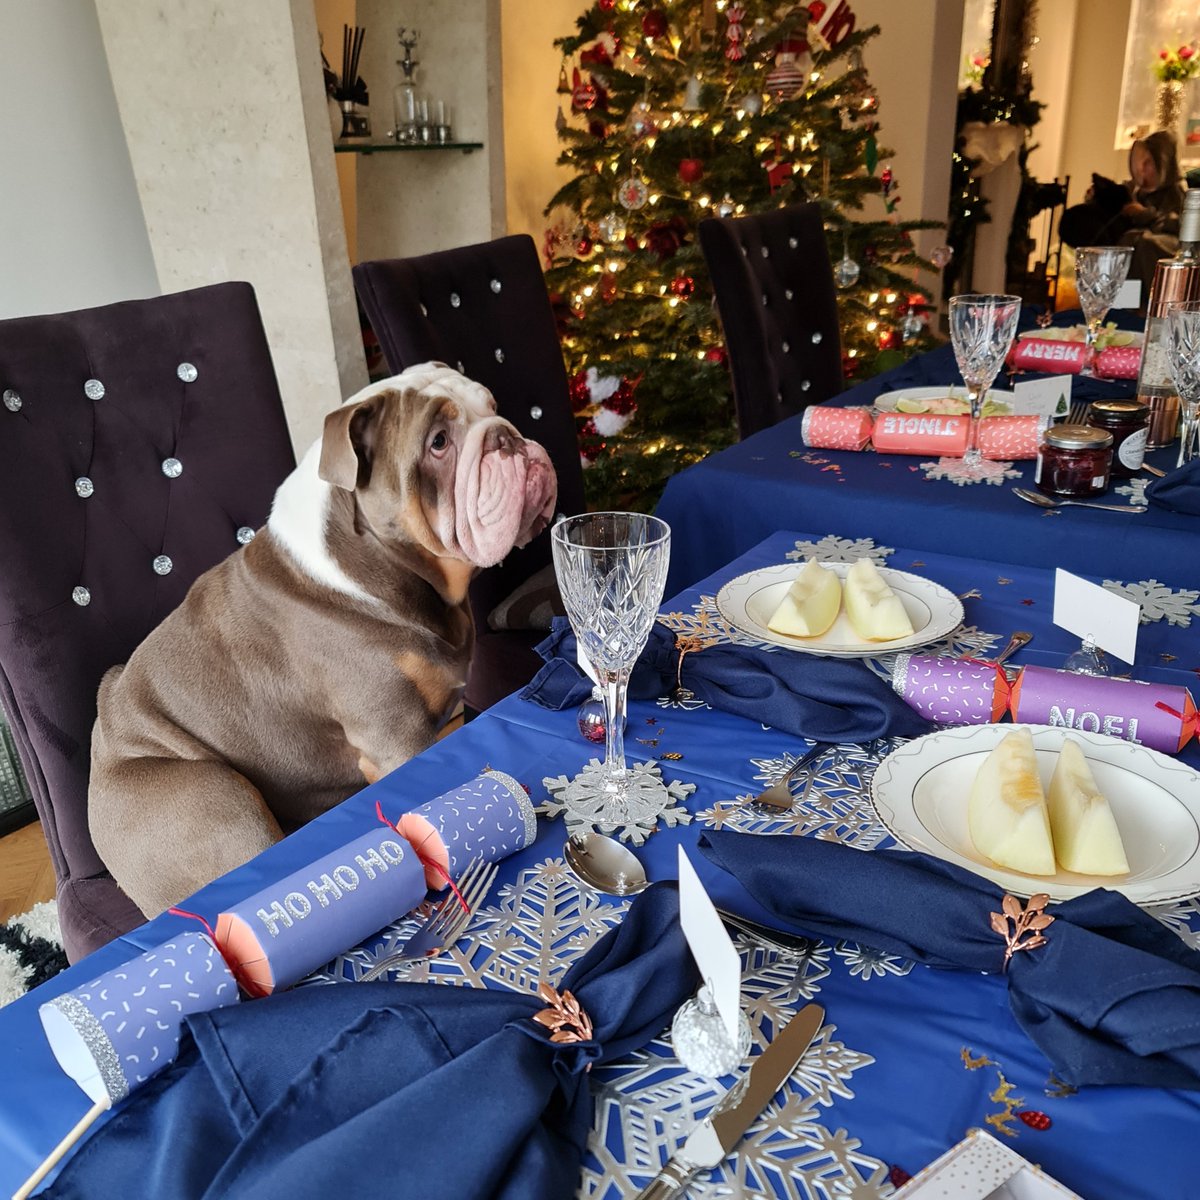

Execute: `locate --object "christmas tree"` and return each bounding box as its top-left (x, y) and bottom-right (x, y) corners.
top-left (544, 0), bottom-right (942, 511)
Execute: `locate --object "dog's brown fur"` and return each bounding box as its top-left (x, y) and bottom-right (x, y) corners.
top-left (89, 369), bottom-right (555, 917)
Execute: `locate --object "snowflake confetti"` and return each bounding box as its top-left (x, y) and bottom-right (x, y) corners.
top-left (920, 458), bottom-right (1023, 487)
top-left (1102, 578), bottom-right (1200, 627)
top-left (787, 535), bottom-right (894, 564)
top-left (1115, 478), bottom-right (1150, 505)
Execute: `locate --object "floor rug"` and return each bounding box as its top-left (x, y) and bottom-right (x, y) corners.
top-left (0, 901), bottom-right (67, 1007)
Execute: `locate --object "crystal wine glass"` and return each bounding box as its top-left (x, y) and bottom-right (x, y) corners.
top-left (1167, 299), bottom-right (1200, 467)
top-left (1075, 246), bottom-right (1134, 376)
top-left (551, 513), bottom-right (671, 829)
top-left (948, 293), bottom-right (1022, 476)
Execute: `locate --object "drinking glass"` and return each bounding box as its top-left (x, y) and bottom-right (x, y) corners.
top-left (948, 294), bottom-right (1022, 475)
top-left (1075, 246), bottom-right (1134, 375)
top-left (551, 513), bottom-right (671, 827)
top-left (1167, 300), bottom-right (1200, 466)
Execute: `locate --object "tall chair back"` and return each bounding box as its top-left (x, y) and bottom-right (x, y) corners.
top-left (699, 202), bottom-right (843, 438)
top-left (354, 234), bottom-right (585, 711)
top-left (0, 283), bottom-right (295, 959)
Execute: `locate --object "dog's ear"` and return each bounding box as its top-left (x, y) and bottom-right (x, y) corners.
top-left (319, 394), bottom-right (385, 491)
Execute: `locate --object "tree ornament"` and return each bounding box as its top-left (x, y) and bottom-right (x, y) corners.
top-left (877, 327), bottom-right (897, 350)
top-left (576, 235), bottom-right (594, 257)
top-left (763, 137), bottom-right (796, 193)
top-left (678, 157), bottom-right (704, 183)
top-left (597, 211), bottom-right (628, 242)
top-left (557, 60), bottom-right (571, 94)
top-left (593, 402), bottom-right (635, 436)
top-left (588, 118), bottom-right (608, 139)
top-left (765, 38), bottom-right (810, 100)
top-left (606, 379), bottom-right (638, 414)
top-left (641, 9), bottom-right (668, 39)
top-left (864, 131), bottom-right (878, 174)
top-left (580, 34), bottom-right (615, 68)
top-left (863, 243), bottom-right (878, 264)
top-left (598, 0), bottom-right (615, 9)
top-left (807, 0), bottom-right (827, 20)
top-left (682, 75), bottom-right (703, 111)
top-left (901, 310), bottom-right (924, 342)
top-left (599, 272), bottom-right (618, 302)
top-left (569, 371), bottom-right (591, 412)
top-left (645, 216), bottom-right (688, 260)
top-left (704, 346), bottom-right (727, 363)
top-left (834, 239), bottom-right (861, 288)
top-left (669, 275), bottom-right (695, 299)
top-left (739, 91), bottom-right (764, 115)
top-left (577, 688), bottom-right (608, 743)
top-left (930, 244), bottom-right (954, 269)
top-left (724, 4), bottom-right (747, 61)
top-left (618, 176), bottom-right (649, 210)
top-left (626, 99), bottom-right (658, 140)
top-left (571, 68), bottom-right (598, 112)
top-left (715, 194), bottom-right (736, 218)
top-left (555, 105), bottom-right (567, 133)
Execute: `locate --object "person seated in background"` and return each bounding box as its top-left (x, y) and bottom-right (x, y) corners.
top-left (1060, 130), bottom-right (1185, 282)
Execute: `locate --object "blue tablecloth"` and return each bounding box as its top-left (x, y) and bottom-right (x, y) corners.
top-left (656, 314), bottom-right (1195, 598)
top-left (3, 533), bottom-right (1199, 1199)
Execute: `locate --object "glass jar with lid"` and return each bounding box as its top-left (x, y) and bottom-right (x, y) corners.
top-left (1085, 400), bottom-right (1149, 478)
top-left (1034, 424), bottom-right (1113, 498)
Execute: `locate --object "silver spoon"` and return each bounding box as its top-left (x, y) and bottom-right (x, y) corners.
top-left (564, 831), bottom-right (649, 896)
top-left (1011, 486), bottom-right (1146, 514)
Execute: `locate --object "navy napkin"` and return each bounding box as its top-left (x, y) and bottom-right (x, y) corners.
top-left (1146, 459), bottom-right (1200, 516)
top-left (44, 884), bottom-right (697, 1199)
top-left (521, 619), bottom-right (933, 743)
top-left (699, 831), bottom-right (1200, 1090)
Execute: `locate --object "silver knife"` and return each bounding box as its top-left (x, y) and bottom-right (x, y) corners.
top-left (633, 1002), bottom-right (825, 1200)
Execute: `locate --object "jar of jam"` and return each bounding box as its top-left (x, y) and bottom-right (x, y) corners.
top-left (1035, 424), bottom-right (1113, 497)
top-left (1085, 400), bottom-right (1149, 478)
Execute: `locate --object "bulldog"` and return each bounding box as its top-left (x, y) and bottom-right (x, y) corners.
top-left (89, 363), bottom-right (557, 918)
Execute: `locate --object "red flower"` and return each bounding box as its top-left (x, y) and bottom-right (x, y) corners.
top-left (1161, 49), bottom-right (1170, 59)
top-left (1181, 45), bottom-right (1196, 59)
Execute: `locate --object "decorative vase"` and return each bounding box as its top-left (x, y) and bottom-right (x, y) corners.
top-left (1155, 80), bottom-right (1185, 132)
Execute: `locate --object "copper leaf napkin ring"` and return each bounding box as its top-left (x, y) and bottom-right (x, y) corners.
top-left (990, 893), bottom-right (1054, 970)
top-left (534, 981), bottom-right (594, 1044)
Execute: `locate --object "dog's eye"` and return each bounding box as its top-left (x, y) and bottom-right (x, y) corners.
top-left (429, 430), bottom-right (448, 453)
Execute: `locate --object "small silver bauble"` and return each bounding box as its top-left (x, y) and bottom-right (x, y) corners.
top-left (834, 254), bottom-right (861, 289)
top-left (597, 211), bottom-right (627, 243)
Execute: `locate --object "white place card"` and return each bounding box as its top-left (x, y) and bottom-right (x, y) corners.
top-left (1052, 569), bottom-right (1140, 664)
top-left (1113, 279), bottom-right (1142, 310)
top-left (895, 1130), bottom-right (1083, 1198)
top-left (1012, 374), bottom-right (1071, 419)
top-left (677, 847), bottom-right (741, 1043)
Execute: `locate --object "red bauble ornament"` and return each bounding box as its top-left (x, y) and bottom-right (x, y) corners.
top-left (588, 118), bottom-right (608, 139)
top-left (624, 235), bottom-right (640, 253)
top-left (677, 157), bottom-right (705, 183)
top-left (877, 328), bottom-right (896, 350)
top-left (669, 275), bottom-right (695, 298)
top-left (1018, 1110), bottom-right (1053, 1131)
top-left (576, 236), bottom-right (594, 256)
top-left (808, 1), bottom-right (827, 20)
top-left (599, 272), bottom-right (618, 302)
top-left (704, 346), bottom-right (727, 363)
top-left (645, 216), bottom-right (688, 260)
top-left (598, 0), bottom-right (615, 9)
top-left (571, 69), bottom-right (597, 112)
top-left (641, 9), bottom-right (668, 38)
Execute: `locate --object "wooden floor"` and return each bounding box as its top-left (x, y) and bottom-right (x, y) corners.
top-left (0, 820), bottom-right (55, 925)
top-left (0, 710), bottom-right (467, 927)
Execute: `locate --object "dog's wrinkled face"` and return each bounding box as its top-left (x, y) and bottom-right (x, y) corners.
top-left (317, 364), bottom-right (557, 568)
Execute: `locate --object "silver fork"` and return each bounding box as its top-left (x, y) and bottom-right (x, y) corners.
top-left (744, 743), bottom-right (829, 812)
top-left (360, 857), bottom-right (498, 980)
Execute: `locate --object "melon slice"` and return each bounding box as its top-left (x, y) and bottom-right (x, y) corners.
top-left (1047, 738), bottom-right (1129, 876)
top-left (842, 559), bottom-right (915, 642)
top-left (968, 728), bottom-right (1056, 876)
top-left (767, 559), bottom-right (842, 638)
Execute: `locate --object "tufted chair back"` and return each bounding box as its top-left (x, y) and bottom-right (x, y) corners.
top-left (0, 282), bottom-right (295, 960)
top-left (354, 234), bottom-right (586, 712)
top-left (699, 202), bottom-right (844, 439)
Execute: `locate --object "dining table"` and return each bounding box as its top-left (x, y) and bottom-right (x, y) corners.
top-left (2, 528), bottom-right (1199, 1199)
top-left (655, 311), bottom-right (1195, 599)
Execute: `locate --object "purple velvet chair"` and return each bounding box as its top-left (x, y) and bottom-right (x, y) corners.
top-left (0, 283), bottom-right (295, 960)
top-left (699, 202), bottom-right (843, 439)
top-left (353, 234), bottom-right (586, 713)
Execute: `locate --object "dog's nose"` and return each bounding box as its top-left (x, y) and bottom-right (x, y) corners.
top-left (484, 422), bottom-right (524, 457)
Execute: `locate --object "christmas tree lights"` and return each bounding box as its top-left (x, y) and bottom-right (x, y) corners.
top-left (546, 0), bottom-right (942, 510)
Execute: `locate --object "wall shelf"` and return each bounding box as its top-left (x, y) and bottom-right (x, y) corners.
top-left (334, 141), bottom-right (483, 156)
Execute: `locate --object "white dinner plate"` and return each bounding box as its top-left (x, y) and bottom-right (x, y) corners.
top-left (873, 385), bottom-right (1014, 415)
top-left (870, 723), bottom-right (1200, 904)
top-left (714, 562), bottom-right (964, 658)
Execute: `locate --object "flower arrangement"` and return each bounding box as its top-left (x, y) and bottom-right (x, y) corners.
top-left (963, 49), bottom-right (990, 88)
top-left (1155, 44), bottom-right (1199, 84)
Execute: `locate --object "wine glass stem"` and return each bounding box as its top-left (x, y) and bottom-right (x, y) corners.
top-left (1179, 398), bottom-right (1200, 467)
top-left (602, 672), bottom-right (630, 781)
top-left (963, 384), bottom-right (983, 467)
